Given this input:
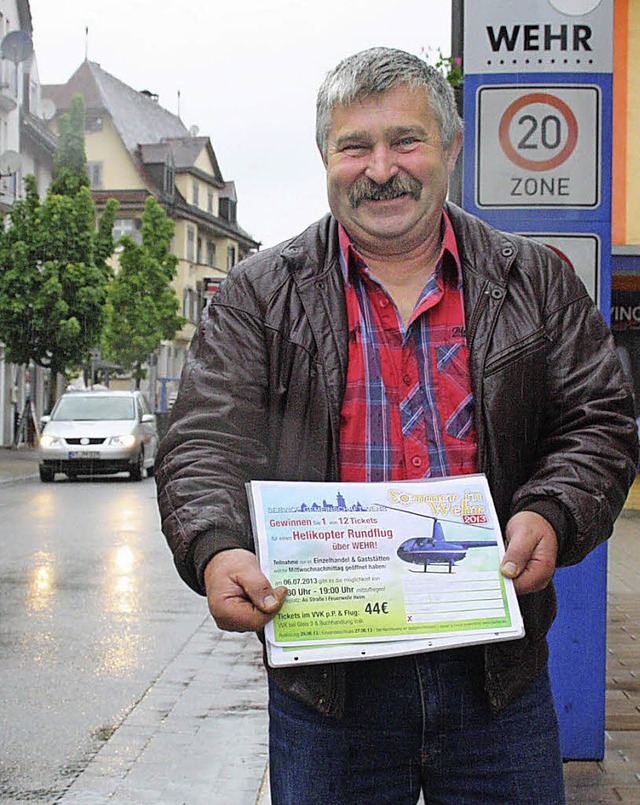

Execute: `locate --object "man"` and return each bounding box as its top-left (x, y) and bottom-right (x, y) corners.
top-left (156, 47), bottom-right (638, 804)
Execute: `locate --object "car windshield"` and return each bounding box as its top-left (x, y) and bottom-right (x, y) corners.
top-left (51, 396), bottom-right (135, 421)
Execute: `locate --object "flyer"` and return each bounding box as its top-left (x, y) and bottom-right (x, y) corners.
top-left (264, 627), bottom-right (520, 667)
top-left (247, 474), bottom-right (524, 663)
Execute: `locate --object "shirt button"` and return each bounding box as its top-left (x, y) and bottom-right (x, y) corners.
top-left (379, 297), bottom-right (389, 308)
top-left (403, 374), bottom-right (412, 385)
top-left (411, 456), bottom-right (422, 468)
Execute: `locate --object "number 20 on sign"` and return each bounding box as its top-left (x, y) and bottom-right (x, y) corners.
top-left (476, 85), bottom-right (600, 208)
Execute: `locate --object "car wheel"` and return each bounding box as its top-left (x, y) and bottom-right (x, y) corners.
top-left (39, 466), bottom-right (55, 483)
top-left (129, 451), bottom-right (144, 481)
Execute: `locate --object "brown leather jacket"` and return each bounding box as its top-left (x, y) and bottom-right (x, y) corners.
top-left (156, 203), bottom-right (638, 714)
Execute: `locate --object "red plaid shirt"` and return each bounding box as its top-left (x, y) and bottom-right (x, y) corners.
top-left (339, 212), bottom-right (478, 482)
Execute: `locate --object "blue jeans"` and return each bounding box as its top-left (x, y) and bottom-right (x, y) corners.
top-left (268, 647), bottom-right (565, 805)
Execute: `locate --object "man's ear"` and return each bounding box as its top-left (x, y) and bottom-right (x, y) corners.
top-left (446, 131), bottom-right (463, 175)
top-left (318, 144), bottom-right (328, 169)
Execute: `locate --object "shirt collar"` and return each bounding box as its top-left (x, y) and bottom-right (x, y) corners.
top-left (338, 210), bottom-right (462, 289)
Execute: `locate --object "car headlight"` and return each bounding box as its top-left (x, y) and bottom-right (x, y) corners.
top-left (109, 434), bottom-right (137, 448)
top-left (40, 435), bottom-right (61, 448)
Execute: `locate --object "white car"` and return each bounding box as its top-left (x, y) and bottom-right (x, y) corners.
top-left (38, 390), bottom-right (159, 482)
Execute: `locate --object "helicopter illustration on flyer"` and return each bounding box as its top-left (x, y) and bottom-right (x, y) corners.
top-left (380, 505), bottom-right (498, 573)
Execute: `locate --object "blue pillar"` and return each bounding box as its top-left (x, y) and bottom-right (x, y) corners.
top-left (461, 0), bottom-right (614, 759)
top-left (548, 545), bottom-right (608, 759)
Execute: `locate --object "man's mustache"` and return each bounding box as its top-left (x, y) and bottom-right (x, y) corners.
top-left (348, 174), bottom-right (423, 208)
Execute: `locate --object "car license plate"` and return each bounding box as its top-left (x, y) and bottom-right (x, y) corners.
top-left (68, 451), bottom-right (100, 459)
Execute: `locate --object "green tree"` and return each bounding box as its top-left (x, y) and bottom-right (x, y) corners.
top-left (0, 93), bottom-right (118, 403)
top-left (102, 195), bottom-right (185, 387)
top-left (50, 94), bottom-right (90, 196)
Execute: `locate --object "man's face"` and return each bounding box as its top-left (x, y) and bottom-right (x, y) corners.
top-left (322, 83), bottom-right (461, 255)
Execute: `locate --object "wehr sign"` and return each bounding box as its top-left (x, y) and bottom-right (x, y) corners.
top-left (463, 0), bottom-right (612, 306)
top-left (462, 0), bottom-right (613, 761)
top-left (477, 85), bottom-right (600, 208)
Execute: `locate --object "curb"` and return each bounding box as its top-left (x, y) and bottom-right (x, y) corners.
top-left (58, 620), bottom-right (271, 805)
top-left (0, 470), bottom-right (39, 485)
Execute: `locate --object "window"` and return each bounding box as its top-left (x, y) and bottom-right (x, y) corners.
top-left (85, 114), bottom-right (104, 133)
top-left (192, 180), bottom-right (199, 206)
top-left (30, 79), bottom-right (38, 115)
top-left (183, 287), bottom-right (192, 319)
top-left (22, 72), bottom-right (31, 113)
top-left (206, 240), bottom-right (216, 267)
top-left (219, 197), bottom-right (237, 224)
top-left (183, 286), bottom-right (199, 323)
top-left (86, 161), bottom-right (103, 189)
top-left (52, 395), bottom-right (135, 421)
top-left (0, 173), bottom-right (16, 200)
top-left (164, 164), bottom-right (175, 195)
top-left (5, 61), bottom-right (16, 98)
top-left (113, 218), bottom-right (142, 245)
top-left (227, 245), bottom-right (236, 270)
top-left (186, 226), bottom-right (196, 262)
top-left (138, 394), bottom-right (151, 416)
top-left (197, 236), bottom-right (202, 265)
top-left (207, 188), bottom-right (214, 213)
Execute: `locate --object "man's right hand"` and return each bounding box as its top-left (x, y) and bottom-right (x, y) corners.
top-left (203, 548), bottom-right (287, 632)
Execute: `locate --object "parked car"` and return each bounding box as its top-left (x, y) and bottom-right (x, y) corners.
top-left (38, 390), bottom-right (159, 482)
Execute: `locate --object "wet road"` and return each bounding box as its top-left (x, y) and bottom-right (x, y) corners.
top-left (0, 475), bottom-right (208, 803)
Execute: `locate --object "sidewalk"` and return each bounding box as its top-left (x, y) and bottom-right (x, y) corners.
top-left (2, 447), bottom-right (639, 803)
top-left (0, 445), bottom-right (41, 484)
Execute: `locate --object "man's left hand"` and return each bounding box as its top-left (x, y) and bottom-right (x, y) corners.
top-left (500, 511), bottom-right (558, 595)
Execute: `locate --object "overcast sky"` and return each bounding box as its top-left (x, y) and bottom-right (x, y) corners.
top-left (28, 1), bottom-right (452, 249)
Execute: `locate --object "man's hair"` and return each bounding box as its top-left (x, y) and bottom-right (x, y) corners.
top-left (315, 47), bottom-right (463, 159)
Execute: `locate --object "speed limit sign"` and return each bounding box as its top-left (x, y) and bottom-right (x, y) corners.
top-left (476, 85), bottom-right (600, 208)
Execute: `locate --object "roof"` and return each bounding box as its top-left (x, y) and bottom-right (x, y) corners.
top-left (43, 60), bottom-right (260, 248)
top-left (62, 390), bottom-right (141, 397)
top-left (139, 142), bottom-right (173, 165)
top-left (43, 61), bottom-right (188, 154)
top-left (163, 136), bottom-right (208, 169)
top-left (222, 181), bottom-right (237, 201)
top-left (43, 62), bottom-right (227, 187)
top-left (162, 136), bottom-right (224, 185)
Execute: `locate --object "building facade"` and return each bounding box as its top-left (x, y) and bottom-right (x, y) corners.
top-left (0, 0), bottom-right (56, 446)
top-left (613, 0), bottom-right (640, 419)
top-left (43, 61), bottom-right (260, 409)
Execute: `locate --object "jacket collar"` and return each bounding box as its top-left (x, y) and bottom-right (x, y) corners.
top-left (280, 205), bottom-right (518, 288)
top-left (444, 202), bottom-right (517, 287)
top-left (278, 214), bottom-right (340, 283)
